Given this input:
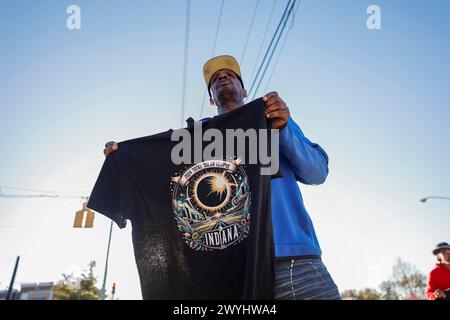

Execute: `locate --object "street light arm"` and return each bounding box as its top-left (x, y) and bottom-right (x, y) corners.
top-left (420, 196), bottom-right (450, 203)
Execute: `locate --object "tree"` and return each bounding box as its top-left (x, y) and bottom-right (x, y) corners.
top-left (341, 258), bottom-right (427, 300)
top-left (377, 258), bottom-right (427, 300)
top-left (53, 261), bottom-right (101, 300)
top-left (341, 288), bottom-right (382, 300)
top-left (380, 280), bottom-right (400, 300)
top-left (387, 258), bottom-right (427, 300)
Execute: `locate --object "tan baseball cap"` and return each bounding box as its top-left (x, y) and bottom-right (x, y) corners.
top-left (203, 55), bottom-right (243, 89)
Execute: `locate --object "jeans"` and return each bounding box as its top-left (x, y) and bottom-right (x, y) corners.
top-left (274, 257), bottom-right (341, 300)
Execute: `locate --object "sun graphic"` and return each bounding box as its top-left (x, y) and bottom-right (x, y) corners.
top-left (192, 171), bottom-right (234, 212)
top-left (208, 175), bottom-right (227, 198)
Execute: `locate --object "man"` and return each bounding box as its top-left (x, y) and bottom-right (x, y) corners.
top-left (426, 242), bottom-right (450, 300)
top-left (104, 55), bottom-right (340, 300)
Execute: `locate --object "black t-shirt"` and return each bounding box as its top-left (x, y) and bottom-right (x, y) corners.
top-left (88, 98), bottom-right (276, 299)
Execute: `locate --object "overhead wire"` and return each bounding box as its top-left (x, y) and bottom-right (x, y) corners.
top-left (0, 186), bottom-right (88, 200)
top-left (247, 0), bottom-right (278, 93)
top-left (343, 200), bottom-right (450, 238)
top-left (199, 0), bottom-right (225, 119)
top-left (263, 0), bottom-right (301, 93)
top-left (249, 0), bottom-right (297, 100)
top-left (247, 0), bottom-right (295, 99)
top-left (239, 0), bottom-right (261, 66)
top-left (180, 0), bottom-right (191, 127)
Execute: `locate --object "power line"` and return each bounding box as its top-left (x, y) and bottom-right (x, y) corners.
top-left (263, 31), bottom-right (290, 94)
top-left (199, 0), bottom-right (225, 119)
top-left (311, 196), bottom-right (449, 257)
top-left (180, 0), bottom-right (191, 127)
top-left (344, 200), bottom-right (450, 238)
top-left (0, 186), bottom-right (58, 194)
top-left (377, 200), bottom-right (449, 225)
top-left (337, 199), bottom-right (450, 256)
top-left (0, 184), bottom-right (112, 299)
top-left (248, 0), bottom-right (278, 92)
top-left (247, 0), bottom-right (294, 99)
top-left (251, 0), bottom-right (298, 99)
top-left (0, 194), bottom-right (86, 199)
top-left (210, 0), bottom-right (225, 57)
top-left (250, 0), bottom-right (298, 100)
top-left (263, 0), bottom-right (301, 93)
top-left (239, 0), bottom-right (261, 66)
top-left (0, 186), bottom-right (87, 200)
top-left (0, 187), bottom-right (86, 200)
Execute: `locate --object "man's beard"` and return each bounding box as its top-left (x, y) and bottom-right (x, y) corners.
top-left (216, 86), bottom-right (239, 102)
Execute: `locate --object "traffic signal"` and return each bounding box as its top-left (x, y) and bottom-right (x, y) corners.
top-left (73, 209), bottom-right (84, 228)
top-left (85, 210), bottom-right (95, 228)
top-left (73, 202), bottom-right (95, 228)
top-left (112, 282), bottom-right (116, 295)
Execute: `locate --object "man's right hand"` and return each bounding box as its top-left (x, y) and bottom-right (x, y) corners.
top-left (434, 289), bottom-right (447, 299)
top-left (104, 141), bottom-right (118, 157)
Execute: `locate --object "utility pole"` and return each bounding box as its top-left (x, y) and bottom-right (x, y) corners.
top-left (6, 256), bottom-right (20, 300)
top-left (100, 220), bottom-right (113, 299)
top-left (1, 187), bottom-right (115, 300)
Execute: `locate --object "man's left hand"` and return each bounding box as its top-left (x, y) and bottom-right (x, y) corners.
top-left (263, 91), bottom-right (290, 129)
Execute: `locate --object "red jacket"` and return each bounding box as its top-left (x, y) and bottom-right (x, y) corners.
top-left (426, 263), bottom-right (450, 300)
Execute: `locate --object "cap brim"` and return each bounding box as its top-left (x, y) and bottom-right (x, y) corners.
top-left (433, 246), bottom-right (450, 255)
top-left (203, 55), bottom-right (242, 88)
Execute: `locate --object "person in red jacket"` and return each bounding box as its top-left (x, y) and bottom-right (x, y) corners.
top-left (426, 242), bottom-right (450, 300)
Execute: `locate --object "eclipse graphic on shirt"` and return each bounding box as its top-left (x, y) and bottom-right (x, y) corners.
top-left (191, 172), bottom-right (233, 213)
top-left (171, 159), bottom-right (251, 251)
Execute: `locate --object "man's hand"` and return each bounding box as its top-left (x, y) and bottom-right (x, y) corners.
top-left (103, 141), bottom-right (118, 157)
top-left (435, 289), bottom-right (447, 299)
top-left (263, 91), bottom-right (290, 129)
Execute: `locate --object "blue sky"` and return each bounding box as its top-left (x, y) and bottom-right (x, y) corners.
top-left (1, 0), bottom-right (449, 299)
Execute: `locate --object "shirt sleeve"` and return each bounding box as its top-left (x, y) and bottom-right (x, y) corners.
top-left (87, 152), bottom-right (137, 229)
top-left (279, 117), bottom-right (329, 185)
top-left (426, 270), bottom-right (438, 300)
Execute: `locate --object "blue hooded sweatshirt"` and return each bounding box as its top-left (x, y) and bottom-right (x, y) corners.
top-left (273, 117), bottom-right (329, 258)
top-left (200, 114), bottom-right (329, 258)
